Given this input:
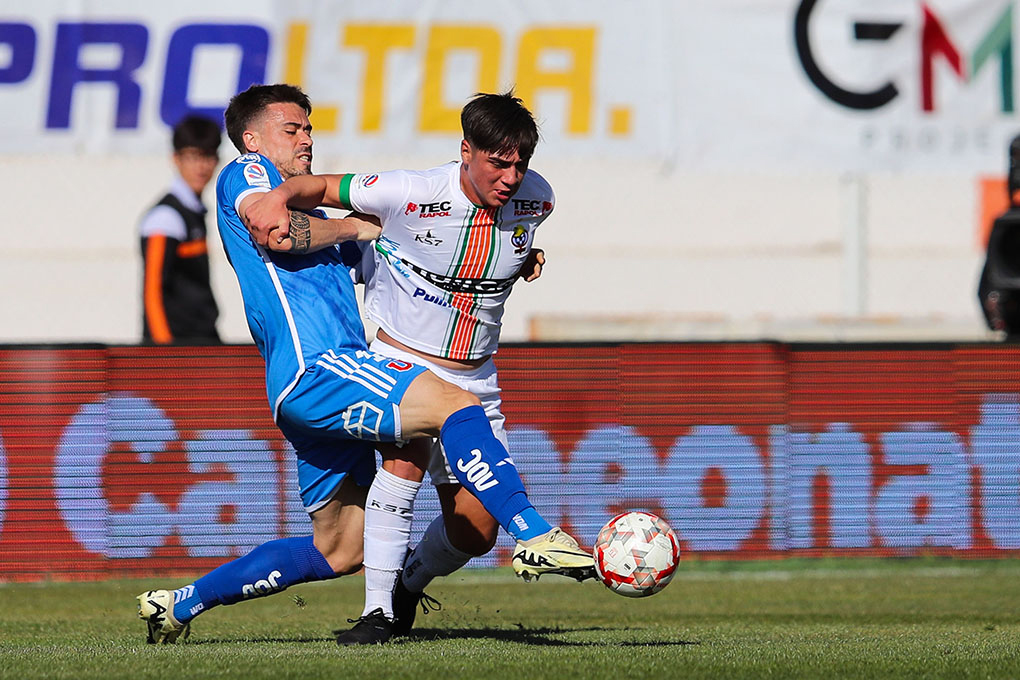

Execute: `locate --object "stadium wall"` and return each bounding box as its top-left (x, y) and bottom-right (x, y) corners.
top-left (1, 1), bottom-right (1015, 342)
top-left (2, 342), bottom-right (1020, 582)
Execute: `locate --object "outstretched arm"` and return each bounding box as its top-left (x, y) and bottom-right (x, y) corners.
top-left (245, 175), bottom-right (347, 247)
top-left (238, 191), bottom-right (379, 253)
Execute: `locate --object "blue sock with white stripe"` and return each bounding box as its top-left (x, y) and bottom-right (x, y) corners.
top-left (440, 405), bottom-right (552, 542)
top-left (171, 535), bottom-right (335, 623)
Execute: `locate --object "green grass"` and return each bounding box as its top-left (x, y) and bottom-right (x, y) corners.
top-left (2, 559), bottom-right (1019, 679)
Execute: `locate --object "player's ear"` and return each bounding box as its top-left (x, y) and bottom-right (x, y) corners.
top-left (460, 139), bottom-right (471, 162)
top-left (242, 129), bottom-right (258, 153)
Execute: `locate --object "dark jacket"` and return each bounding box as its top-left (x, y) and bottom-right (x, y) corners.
top-left (141, 190), bottom-right (220, 344)
top-left (978, 207), bottom-right (1020, 337)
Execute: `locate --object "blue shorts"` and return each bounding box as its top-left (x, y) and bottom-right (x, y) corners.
top-left (276, 348), bottom-right (428, 512)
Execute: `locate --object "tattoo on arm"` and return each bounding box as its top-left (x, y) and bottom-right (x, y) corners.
top-left (288, 211), bottom-right (311, 253)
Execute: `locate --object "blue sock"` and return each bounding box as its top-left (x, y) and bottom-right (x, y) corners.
top-left (172, 535), bottom-right (335, 623)
top-left (440, 405), bottom-right (552, 542)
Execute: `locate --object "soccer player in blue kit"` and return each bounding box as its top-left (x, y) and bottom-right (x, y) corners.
top-left (136, 84), bottom-right (593, 645)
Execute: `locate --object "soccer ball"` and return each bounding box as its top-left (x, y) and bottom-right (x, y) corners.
top-left (593, 511), bottom-right (680, 597)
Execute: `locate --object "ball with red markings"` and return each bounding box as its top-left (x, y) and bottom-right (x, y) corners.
top-left (593, 511), bottom-right (680, 597)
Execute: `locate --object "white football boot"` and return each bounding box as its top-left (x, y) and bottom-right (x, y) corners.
top-left (512, 527), bottom-right (597, 582)
top-left (137, 590), bottom-right (190, 644)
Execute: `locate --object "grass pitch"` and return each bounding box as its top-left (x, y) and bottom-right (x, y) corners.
top-left (1, 558), bottom-right (1019, 680)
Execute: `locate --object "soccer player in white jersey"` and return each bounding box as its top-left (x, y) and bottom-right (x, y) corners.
top-left (246, 92), bottom-right (578, 643)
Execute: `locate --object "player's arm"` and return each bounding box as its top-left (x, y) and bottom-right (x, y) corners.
top-left (245, 175), bottom-right (348, 247)
top-left (518, 180), bottom-right (554, 283)
top-left (238, 192), bottom-right (380, 254)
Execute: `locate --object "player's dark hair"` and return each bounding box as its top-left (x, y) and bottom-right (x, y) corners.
top-left (461, 91), bottom-right (539, 161)
top-left (224, 83), bottom-right (312, 153)
top-left (172, 115), bottom-right (221, 155)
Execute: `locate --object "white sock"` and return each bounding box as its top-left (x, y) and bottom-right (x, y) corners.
top-left (362, 467), bottom-right (421, 618)
top-left (401, 515), bottom-right (474, 594)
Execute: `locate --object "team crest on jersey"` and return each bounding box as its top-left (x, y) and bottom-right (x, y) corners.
top-left (361, 174), bottom-right (379, 187)
top-left (234, 153), bottom-right (261, 164)
top-left (511, 225), bottom-right (529, 254)
top-left (243, 163), bottom-right (270, 188)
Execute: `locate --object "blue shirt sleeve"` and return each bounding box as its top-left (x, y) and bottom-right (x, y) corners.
top-left (216, 153), bottom-right (283, 243)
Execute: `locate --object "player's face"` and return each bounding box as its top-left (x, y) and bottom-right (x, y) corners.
top-left (459, 141), bottom-right (530, 209)
top-left (173, 147), bottom-right (218, 195)
top-left (245, 102), bottom-right (313, 179)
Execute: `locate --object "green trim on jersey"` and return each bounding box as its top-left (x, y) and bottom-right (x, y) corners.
top-left (446, 205), bottom-right (478, 277)
top-left (460, 209), bottom-right (502, 355)
top-left (440, 207), bottom-right (476, 354)
top-left (338, 174), bottom-right (355, 210)
top-left (440, 206), bottom-right (500, 358)
top-left (481, 209), bottom-right (502, 279)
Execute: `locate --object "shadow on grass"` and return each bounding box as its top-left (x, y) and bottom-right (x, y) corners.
top-left (187, 627), bottom-right (700, 647)
top-left (187, 636), bottom-right (334, 645)
top-left (403, 626), bottom-right (701, 647)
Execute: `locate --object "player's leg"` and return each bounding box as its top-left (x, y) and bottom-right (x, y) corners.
top-left (403, 482), bottom-right (500, 590)
top-left (414, 375), bottom-right (506, 560)
top-left (438, 482), bottom-right (500, 556)
top-left (390, 482), bottom-right (497, 636)
top-left (398, 369), bottom-right (554, 541)
top-left (280, 345), bottom-right (531, 544)
top-left (273, 350), bottom-right (432, 644)
top-left (364, 445), bottom-right (429, 616)
top-left (399, 367), bottom-right (595, 582)
top-left (136, 479), bottom-right (365, 644)
top-left (390, 382), bottom-right (501, 636)
top-left (336, 440), bottom-right (428, 647)
top-left (401, 405), bottom-right (505, 599)
top-left (136, 434), bottom-right (374, 644)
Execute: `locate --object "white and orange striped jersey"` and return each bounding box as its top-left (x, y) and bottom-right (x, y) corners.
top-left (338, 162), bottom-right (553, 360)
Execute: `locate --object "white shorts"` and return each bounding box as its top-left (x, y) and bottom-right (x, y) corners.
top-left (369, 338), bottom-right (508, 486)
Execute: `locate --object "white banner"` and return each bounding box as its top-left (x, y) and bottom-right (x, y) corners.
top-left (0, 0), bottom-right (670, 160)
top-left (1, 1), bottom-right (1019, 170)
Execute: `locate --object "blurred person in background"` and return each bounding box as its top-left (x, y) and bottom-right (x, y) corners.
top-left (139, 114), bottom-right (222, 344)
top-left (979, 134), bottom-right (1020, 340)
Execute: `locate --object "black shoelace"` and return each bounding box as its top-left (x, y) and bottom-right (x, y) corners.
top-left (416, 592), bottom-right (442, 617)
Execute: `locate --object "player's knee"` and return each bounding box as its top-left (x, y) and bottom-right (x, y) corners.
top-left (446, 514), bottom-right (498, 556)
top-left (452, 528), bottom-right (497, 557)
top-left (472, 526), bottom-right (499, 556)
top-left (443, 384), bottom-right (481, 415)
top-left (422, 381), bottom-right (480, 427)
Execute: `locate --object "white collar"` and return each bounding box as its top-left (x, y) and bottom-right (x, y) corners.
top-left (169, 175), bottom-right (206, 213)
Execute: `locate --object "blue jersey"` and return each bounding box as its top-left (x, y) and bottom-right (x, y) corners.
top-left (215, 153), bottom-right (368, 416)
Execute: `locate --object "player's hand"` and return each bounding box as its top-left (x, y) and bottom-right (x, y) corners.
top-left (244, 190), bottom-right (291, 247)
top-left (520, 248), bottom-right (545, 282)
top-left (348, 212), bottom-right (382, 241)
